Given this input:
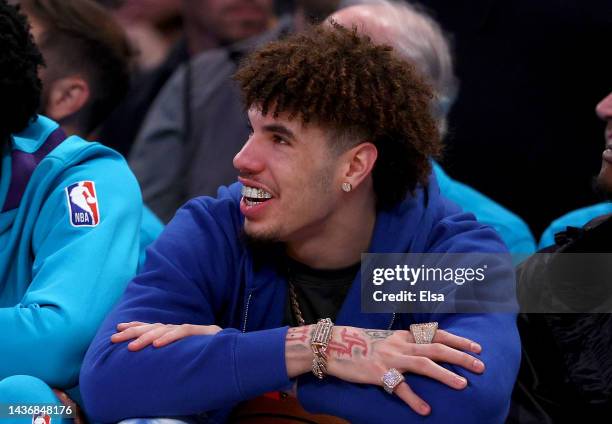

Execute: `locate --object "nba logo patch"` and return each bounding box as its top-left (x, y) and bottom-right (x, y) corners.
top-left (65, 181), bottom-right (100, 227)
top-left (32, 414), bottom-right (51, 424)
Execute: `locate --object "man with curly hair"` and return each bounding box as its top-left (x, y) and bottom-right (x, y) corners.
top-left (81, 24), bottom-right (520, 423)
top-left (0, 1), bottom-right (142, 421)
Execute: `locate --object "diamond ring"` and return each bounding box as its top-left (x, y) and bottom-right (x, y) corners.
top-left (381, 368), bottom-right (405, 394)
top-left (410, 322), bottom-right (438, 344)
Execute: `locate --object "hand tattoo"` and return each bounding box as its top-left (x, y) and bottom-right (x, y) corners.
top-left (287, 326), bottom-right (311, 344)
top-left (364, 330), bottom-right (394, 340)
top-left (328, 328), bottom-right (368, 358)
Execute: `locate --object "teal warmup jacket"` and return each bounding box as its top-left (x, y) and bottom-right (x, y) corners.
top-left (81, 178), bottom-right (520, 423)
top-left (0, 115), bottom-right (142, 390)
top-left (433, 162), bottom-right (536, 259)
top-left (538, 202), bottom-right (612, 248)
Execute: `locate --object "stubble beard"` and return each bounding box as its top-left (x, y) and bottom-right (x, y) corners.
top-left (240, 226), bottom-right (283, 261)
top-left (594, 173), bottom-right (612, 200)
top-left (242, 221), bottom-right (282, 246)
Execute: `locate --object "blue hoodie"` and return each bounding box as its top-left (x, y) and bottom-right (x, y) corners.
top-left (80, 180), bottom-right (520, 423)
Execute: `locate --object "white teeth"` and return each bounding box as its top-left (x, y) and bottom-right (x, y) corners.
top-left (241, 185), bottom-right (272, 199)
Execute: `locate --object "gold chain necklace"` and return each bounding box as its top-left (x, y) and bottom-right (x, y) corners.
top-left (288, 279), bottom-right (306, 326)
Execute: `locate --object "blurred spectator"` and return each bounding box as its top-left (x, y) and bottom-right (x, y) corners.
top-left (21, 0), bottom-right (163, 269)
top-left (129, 0), bottom-right (362, 223)
top-left (415, 0), bottom-right (612, 235)
top-left (510, 91), bottom-right (612, 422)
top-left (181, 0), bottom-right (276, 54)
top-left (99, 0), bottom-right (276, 157)
top-left (537, 93), bottom-right (612, 247)
top-left (331, 0), bottom-right (535, 258)
top-left (0, 1), bottom-right (141, 421)
top-left (21, 0), bottom-right (130, 138)
top-left (112, 0), bottom-right (183, 71)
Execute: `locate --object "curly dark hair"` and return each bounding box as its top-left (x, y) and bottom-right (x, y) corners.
top-left (235, 23), bottom-right (442, 209)
top-left (0, 0), bottom-right (44, 140)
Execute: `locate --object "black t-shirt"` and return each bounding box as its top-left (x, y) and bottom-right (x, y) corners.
top-left (283, 257), bottom-right (360, 326)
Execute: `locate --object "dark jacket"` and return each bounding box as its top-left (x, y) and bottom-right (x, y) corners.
top-left (509, 215), bottom-right (612, 423)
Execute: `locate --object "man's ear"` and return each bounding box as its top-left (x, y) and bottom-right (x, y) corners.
top-left (341, 142), bottom-right (378, 190)
top-left (44, 75), bottom-right (90, 121)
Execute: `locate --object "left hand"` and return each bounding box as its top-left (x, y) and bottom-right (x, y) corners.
top-left (111, 321), bottom-right (223, 351)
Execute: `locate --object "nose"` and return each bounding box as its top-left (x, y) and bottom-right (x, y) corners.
top-left (233, 134), bottom-right (265, 174)
top-left (595, 92), bottom-right (612, 122)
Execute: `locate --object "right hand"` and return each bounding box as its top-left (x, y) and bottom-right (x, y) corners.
top-left (111, 321), bottom-right (223, 351)
top-left (324, 326), bottom-right (484, 416)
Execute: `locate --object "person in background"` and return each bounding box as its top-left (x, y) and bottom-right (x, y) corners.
top-left (100, 0), bottom-right (277, 157)
top-left (22, 0), bottom-right (130, 140)
top-left (538, 93), bottom-right (612, 248)
top-left (20, 0), bottom-right (164, 269)
top-left (412, 0), bottom-right (612, 236)
top-left (0, 1), bottom-right (142, 422)
top-left (110, 0), bottom-right (183, 72)
top-left (510, 91), bottom-right (612, 422)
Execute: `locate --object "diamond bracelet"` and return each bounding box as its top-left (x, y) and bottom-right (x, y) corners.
top-left (311, 318), bottom-right (334, 379)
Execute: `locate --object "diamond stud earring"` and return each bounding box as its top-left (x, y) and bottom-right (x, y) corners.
top-left (341, 182), bottom-right (352, 192)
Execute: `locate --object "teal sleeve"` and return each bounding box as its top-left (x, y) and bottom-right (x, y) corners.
top-left (538, 203), bottom-right (612, 249)
top-left (0, 375), bottom-right (70, 424)
top-left (0, 154), bottom-right (142, 388)
top-left (539, 224), bottom-right (560, 249)
top-left (433, 162), bottom-right (536, 259)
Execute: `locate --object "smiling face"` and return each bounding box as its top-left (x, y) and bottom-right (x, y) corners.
top-left (596, 92), bottom-right (612, 192)
top-left (233, 106), bottom-right (346, 244)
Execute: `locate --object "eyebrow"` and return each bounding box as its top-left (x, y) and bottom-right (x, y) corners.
top-left (261, 124), bottom-right (297, 141)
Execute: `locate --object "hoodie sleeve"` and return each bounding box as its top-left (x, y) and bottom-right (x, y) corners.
top-left (298, 212), bottom-right (520, 423)
top-left (79, 194), bottom-right (292, 423)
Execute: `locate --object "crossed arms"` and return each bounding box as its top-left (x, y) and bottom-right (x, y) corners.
top-left (80, 196), bottom-right (520, 423)
top-left (110, 321), bottom-right (485, 417)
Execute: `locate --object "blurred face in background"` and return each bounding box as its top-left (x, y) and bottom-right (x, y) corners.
top-left (113, 0), bottom-right (183, 25)
top-left (596, 92), bottom-right (612, 193)
top-left (185, 0), bottom-right (274, 45)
